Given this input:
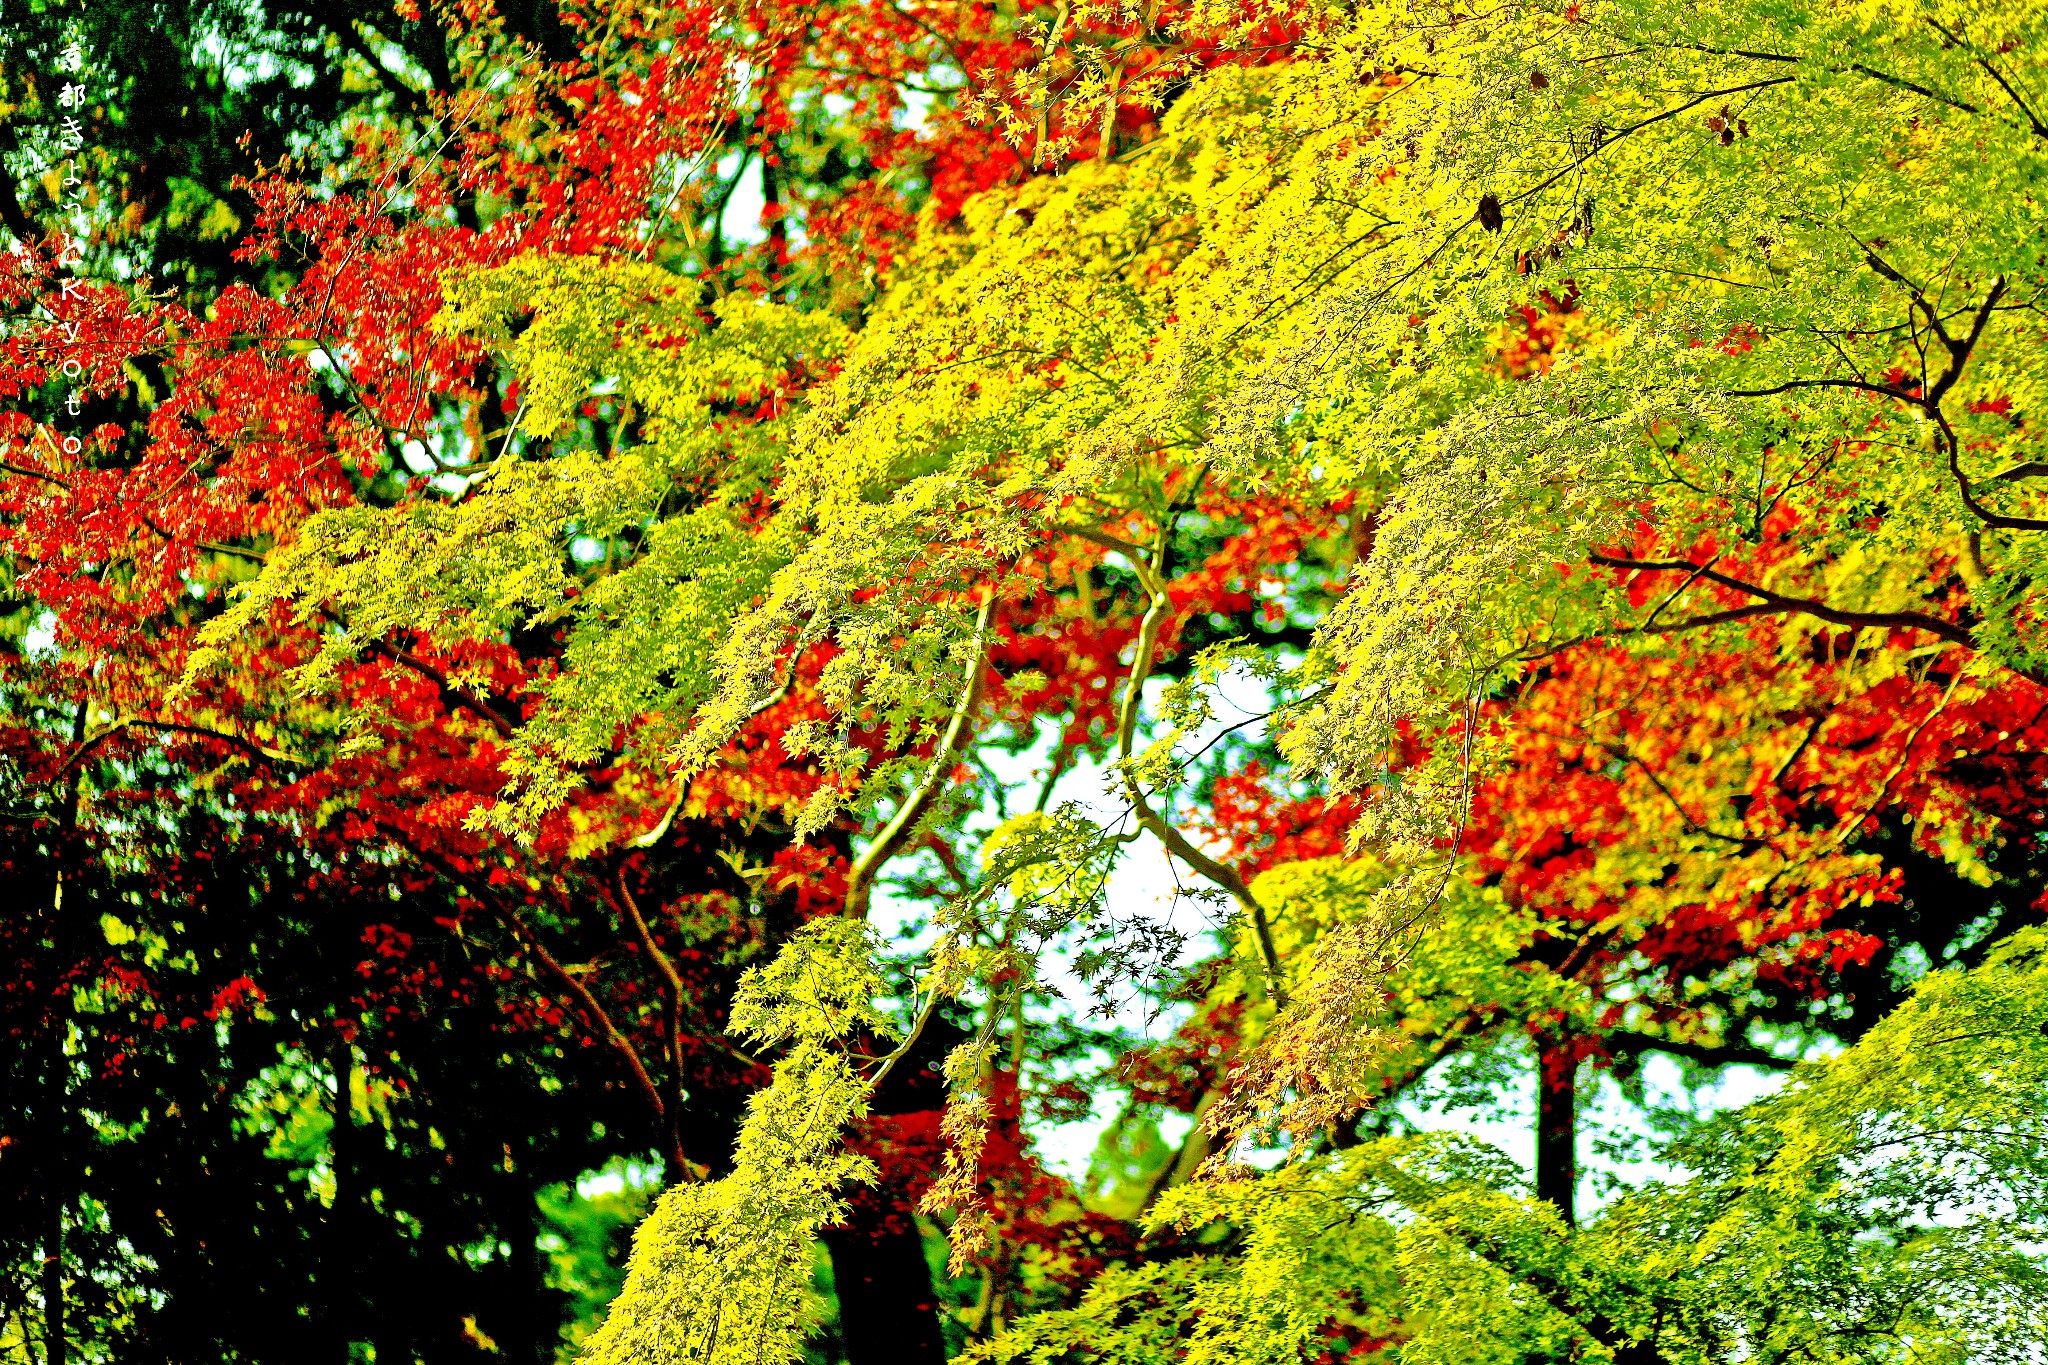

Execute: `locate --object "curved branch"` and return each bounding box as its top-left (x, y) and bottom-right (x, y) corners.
top-left (58, 717), bottom-right (308, 778)
top-left (1505, 76), bottom-right (1798, 208)
top-left (1589, 555), bottom-right (1978, 650)
top-left (844, 590), bottom-right (997, 921)
top-left (1606, 1031), bottom-right (1801, 1072)
top-left (495, 898), bottom-right (691, 1173)
top-left (631, 660), bottom-right (794, 850)
top-left (615, 868), bottom-right (690, 1170)
top-left (1925, 280), bottom-right (2048, 531)
top-left (1723, 376), bottom-right (1919, 403)
top-left (318, 608), bottom-right (519, 739)
top-left (13, 439), bottom-right (269, 563)
top-left (1924, 17), bottom-right (2048, 137)
top-left (1053, 521), bottom-right (1154, 563)
top-left (867, 988), bottom-right (943, 1093)
top-left (361, 636), bottom-right (519, 738)
top-left (399, 842), bottom-right (702, 1181)
top-left (1634, 602), bottom-right (1784, 636)
top-left (1113, 486), bottom-right (1290, 1008)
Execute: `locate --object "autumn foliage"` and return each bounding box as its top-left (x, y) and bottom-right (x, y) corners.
top-left (4, 0), bottom-right (2048, 1361)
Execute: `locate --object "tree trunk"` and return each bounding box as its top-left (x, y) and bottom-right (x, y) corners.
top-left (325, 1039), bottom-right (358, 1365)
top-left (41, 995), bottom-right (66, 1365)
top-left (1535, 1038), bottom-right (1578, 1227)
top-left (41, 1176), bottom-right (63, 1365)
top-left (824, 1014), bottom-right (961, 1363)
top-left (821, 1202), bottom-right (946, 1365)
top-left (42, 712), bottom-right (85, 1365)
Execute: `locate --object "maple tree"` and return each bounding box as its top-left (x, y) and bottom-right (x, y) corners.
top-left (3, 0), bottom-right (1293, 1356)
top-left (546, 0), bottom-right (2042, 1355)
top-left (5, 0), bottom-right (2048, 1361)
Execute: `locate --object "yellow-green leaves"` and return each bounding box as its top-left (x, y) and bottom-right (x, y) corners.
top-left (168, 7), bottom-right (2048, 1353)
top-left (981, 926), bottom-right (2048, 1364)
top-left (1583, 922), bottom-right (2048, 1361)
top-left (439, 256), bottom-right (843, 492)
top-left (579, 920), bottom-right (893, 1365)
top-left (727, 916), bottom-right (901, 1047)
top-left (1748, 920), bottom-right (2048, 1211)
top-left (773, 0), bottom-right (2048, 872)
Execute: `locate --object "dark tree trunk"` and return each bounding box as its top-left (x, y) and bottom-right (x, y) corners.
top-left (821, 1203), bottom-right (946, 1365)
top-left (1535, 1038), bottom-right (1578, 1227)
top-left (821, 1016), bottom-right (961, 1364)
top-left (41, 706), bottom-right (88, 1365)
top-left (41, 1165), bottom-right (63, 1365)
top-left (41, 1008), bottom-right (66, 1365)
top-left (324, 1039), bottom-right (358, 1365)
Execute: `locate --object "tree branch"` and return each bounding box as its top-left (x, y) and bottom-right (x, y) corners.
top-left (1723, 376), bottom-right (1919, 403)
top-left (1589, 555), bottom-right (1977, 650)
top-left (615, 867), bottom-right (690, 1174)
top-left (1507, 76), bottom-right (1798, 208)
top-left (1606, 1031), bottom-right (1800, 1072)
top-left (1053, 522), bottom-right (1152, 563)
top-left (1113, 480), bottom-right (1290, 1008)
top-left (631, 662), bottom-right (793, 849)
top-left (1925, 17), bottom-right (2048, 137)
top-left (319, 608), bottom-right (519, 739)
top-left (498, 898), bottom-right (684, 1165)
top-left (844, 590), bottom-right (997, 920)
top-left (58, 717), bottom-right (308, 778)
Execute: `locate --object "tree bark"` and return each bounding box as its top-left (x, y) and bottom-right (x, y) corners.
top-left (1535, 1038), bottom-right (1578, 1227)
top-left (41, 981), bottom-right (65, 1365)
top-left (822, 1205), bottom-right (946, 1365)
top-left (41, 1145), bottom-right (63, 1365)
top-left (324, 1038), bottom-right (358, 1365)
top-left (40, 703), bottom-right (89, 1365)
top-left (825, 1018), bottom-right (961, 1365)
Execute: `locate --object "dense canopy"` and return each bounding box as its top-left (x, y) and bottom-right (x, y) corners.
top-left (2, 0), bottom-right (2044, 1361)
